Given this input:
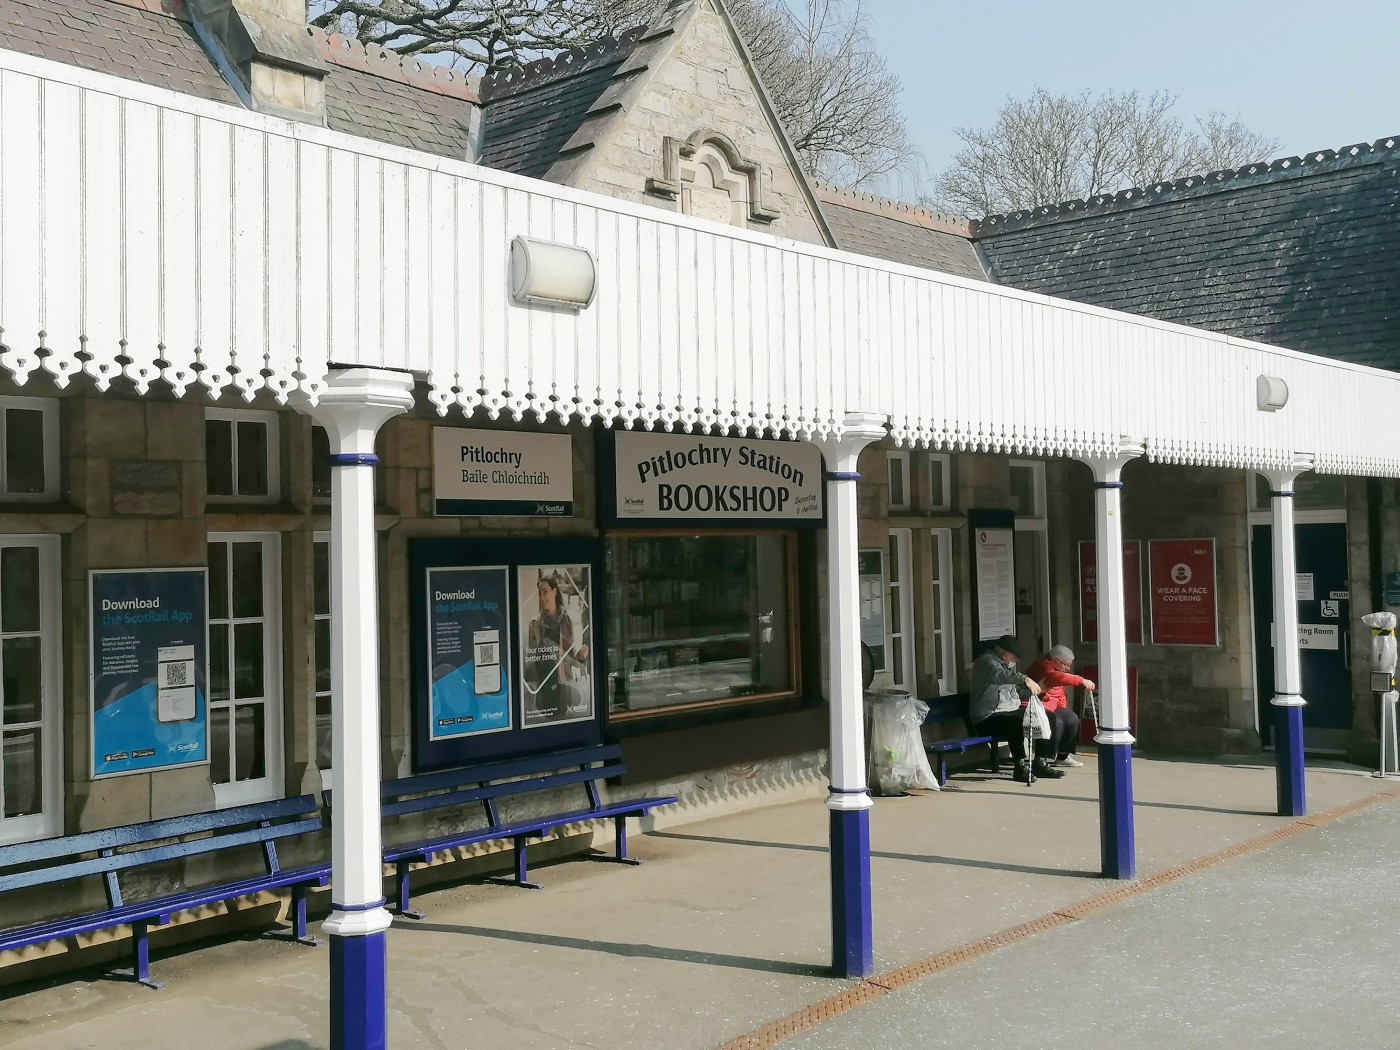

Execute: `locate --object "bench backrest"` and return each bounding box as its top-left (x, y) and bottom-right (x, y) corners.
top-left (923, 694), bottom-right (975, 735)
top-left (0, 795), bottom-right (323, 901)
top-left (325, 745), bottom-right (625, 821)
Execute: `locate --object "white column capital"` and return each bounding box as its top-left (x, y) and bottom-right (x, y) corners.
top-left (1260, 454), bottom-right (1316, 492)
top-left (1081, 438), bottom-right (1146, 484)
top-left (812, 412), bottom-right (889, 472)
top-left (293, 367), bottom-right (416, 453)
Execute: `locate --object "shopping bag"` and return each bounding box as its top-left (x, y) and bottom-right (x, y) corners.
top-left (1023, 694), bottom-right (1051, 740)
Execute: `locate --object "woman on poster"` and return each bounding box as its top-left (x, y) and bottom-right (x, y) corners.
top-left (525, 574), bottom-right (590, 721)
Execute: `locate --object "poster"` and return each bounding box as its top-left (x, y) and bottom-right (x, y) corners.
top-left (857, 549), bottom-right (886, 671)
top-left (1078, 540), bottom-right (1144, 644)
top-left (610, 431), bottom-right (824, 524)
top-left (432, 427), bottom-right (573, 516)
top-left (974, 527), bottom-right (1016, 640)
top-left (425, 566), bottom-right (512, 739)
top-left (90, 568), bottom-right (208, 778)
top-left (1148, 539), bottom-right (1219, 646)
top-left (518, 564), bottom-right (595, 727)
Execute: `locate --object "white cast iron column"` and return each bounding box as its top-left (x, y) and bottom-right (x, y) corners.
top-left (1083, 441), bottom-right (1143, 879)
top-left (296, 367), bottom-right (415, 1050)
top-left (1263, 461), bottom-right (1312, 816)
top-left (813, 413), bottom-right (887, 978)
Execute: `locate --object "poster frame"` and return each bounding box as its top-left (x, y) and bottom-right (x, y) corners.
top-left (1077, 539), bottom-right (1145, 645)
top-left (969, 509), bottom-right (1017, 642)
top-left (424, 564), bottom-right (514, 741)
top-left (88, 566), bottom-right (210, 781)
top-left (857, 547), bottom-right (887, 672)
top-left (517, 562), bottom-right (598, 731)
top-left (1147, 537), bottom-right (1221, 648)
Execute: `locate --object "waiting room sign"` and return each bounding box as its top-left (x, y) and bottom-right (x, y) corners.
top-left (1148, 539), bottom-right (1219, 646)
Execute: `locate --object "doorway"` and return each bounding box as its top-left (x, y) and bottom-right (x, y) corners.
top-left (1250, 519), bottom-right (1352, 752)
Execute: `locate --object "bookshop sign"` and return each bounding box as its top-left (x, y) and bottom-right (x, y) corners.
top-left (610, 432), bottom-right (824, 525)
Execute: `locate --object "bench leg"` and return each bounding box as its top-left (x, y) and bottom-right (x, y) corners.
top-left (394, 860), bottom-right (426, 921)
top-left (511, 836), bottom-right (542, 889)
top-left (936, 754), bottom-right (950, 788)
top-left (588, 815), bottom-right (644, 866)
top-left (291, 885), bottom-right (321, 946)
top-left (130, 922), bottom-right (165, 990)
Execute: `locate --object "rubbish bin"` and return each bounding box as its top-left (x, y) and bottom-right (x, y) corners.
top-left (866, 688), bottom-right (940, 795)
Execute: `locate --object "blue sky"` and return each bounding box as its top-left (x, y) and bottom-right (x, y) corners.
top-left (864, 0), bottom-right (1400, 184)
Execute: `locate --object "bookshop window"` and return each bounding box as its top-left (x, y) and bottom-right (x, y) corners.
top-left (605, 533), bottom-right (796, 718)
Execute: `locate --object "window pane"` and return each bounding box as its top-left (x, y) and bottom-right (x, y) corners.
top-left (231, 542), bottom-right (263, 618)
top-left (928, 458), bottom-right (946, 508)
top-left (889, 458), bottom-right (905, 507)
top-left (236, 421), bottom-right (269, 497)
top-left (233, 622), bottom-right (264, 700)
top-left (1, 546), bottom-right (40, 634)
top-left (891, 638), bottom-right (904, 684)
top-left (316, 696), bottom-right (332, 771)
top-left (889, 586), bottom-right (902, 634)
top-left (607, 534), bottom-right (792, 715)
top-left (210, 706), bottom-right (230, 785)
top-left (206, 420), bottom-right (235, 497)
top-left (313, 541), bottom-right (330, 617)
top-left (5, 409), bottom-right (46, 495)
top-left (208, 543), bottom-right (229, 621)
top-left (209, 623), bottom-right (230, 702)
top-left (2, 637), bottom-right (42, 725)
top-left (233, 703), bottom-right (266, 781)
top-left (3, 728), bottom-right (40, 817)
top-left (1010, 465), bottom-right (1037, 517)
top-left (311, 426), bottom-right (332, 501)
top-left (314, 617), bottom-right (331, 695)
top-left (888, 536), bottom-right (900, 583)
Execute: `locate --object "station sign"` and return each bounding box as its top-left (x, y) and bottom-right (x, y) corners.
top-left (432, 428), bottom-right (573, 517)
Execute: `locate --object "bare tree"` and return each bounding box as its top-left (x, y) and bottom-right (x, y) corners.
top-left (934, 89), bottom-right (1278, 216)
top-left (309, 0), bottom-right (920, 190)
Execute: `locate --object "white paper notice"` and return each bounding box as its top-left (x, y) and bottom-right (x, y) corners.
top-left (975, 528), bottom-right (1016, 640)
top-left (1296, 573), bottom-right (1315, 601)
top-left (1297, 624), bottom-right (1339, 650)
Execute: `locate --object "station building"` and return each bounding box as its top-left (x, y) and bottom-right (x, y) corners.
top-left (0, 0), bottom-right (1397, 998)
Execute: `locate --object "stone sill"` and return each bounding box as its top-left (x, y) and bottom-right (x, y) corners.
top-left (205, 506), bottom-right (400, 532)
top-left (0, 504), bottom-right (86, 533)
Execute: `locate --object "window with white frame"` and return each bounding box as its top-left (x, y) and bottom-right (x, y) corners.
top-left (313, 535), bottom-right (332, 779)
top-left (0, 536), bottom-right (61, 843)
top-left (926, 529), bottom-right (957, 696)
top-left (207, 534), bottom-right (283, 806)
top-left (886, 529), bottom-right (916, 690)
top-left (205, 409), bottom-right (279, 502)
top-left (1008, 460), bottom-right (1046, 519)
top-left (0, 397), bottom-right (59, 501)
top-left (311, 426), bottom-right (332, 503)
top-left (926, 453), bottom-right (951, 512)
top-left (887, 451), bottom-right (910, 512)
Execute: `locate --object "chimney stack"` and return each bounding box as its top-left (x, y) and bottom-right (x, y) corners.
top-left (189, 0), bottom-right (328, 123)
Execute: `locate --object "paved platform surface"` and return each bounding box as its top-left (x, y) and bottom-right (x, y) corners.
top-left (0, 754), bottom-right (1395, 1050)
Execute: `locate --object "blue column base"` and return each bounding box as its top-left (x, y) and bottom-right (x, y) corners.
top-left (1275, 704), bottom-right (1307, 817)
top-left (330, 930), bottom-right (388, 1050)
top-left (829, 806), bottom-right (873, 978)
top-left (1097, 742), bottom-right (1135, 880)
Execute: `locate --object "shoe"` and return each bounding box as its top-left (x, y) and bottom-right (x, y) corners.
top-left (1013, 761), bottom-right (1032, 784)
top-left (1055, 755), bottom-right (1084, 768)
top-left (1033, 760), bottom-right (1066, 779)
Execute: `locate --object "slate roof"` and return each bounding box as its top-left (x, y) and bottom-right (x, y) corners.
top-left (816, 185), bottom-right (987, 281)
top-left (0, 0), bottom-right (240, 105)
top-left (973, 140), bottom-right (1400, 370)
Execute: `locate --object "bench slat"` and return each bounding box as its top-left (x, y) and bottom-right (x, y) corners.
top-left (0, 795), bottom-right (321, 868)
top-left (0, 816), bottom-right (323, 894)
top-left (377, 744), bottom-right (620, 802)
top-left (381, 762), bottom-right (627, 820)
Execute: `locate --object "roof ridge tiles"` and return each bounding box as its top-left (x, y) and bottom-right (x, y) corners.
top-left (971, 135), bottom-right (1400, 236)
top-left (479, 27), bottom-right (647, 103)
top-left (815, 180), bottom-right (974, 237)
top-left (310, 28), bottom-right (480, 102)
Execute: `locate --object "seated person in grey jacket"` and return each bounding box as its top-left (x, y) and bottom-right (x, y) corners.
top-left (968, 634), bottom-right (1064, 782)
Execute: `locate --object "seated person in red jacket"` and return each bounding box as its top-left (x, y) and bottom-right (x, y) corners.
top-left (1026, 645), bottom-right (1096, 768)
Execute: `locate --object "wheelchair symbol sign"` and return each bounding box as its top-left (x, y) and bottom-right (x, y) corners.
top-left (1321, 600), bottom-right (1339, 618)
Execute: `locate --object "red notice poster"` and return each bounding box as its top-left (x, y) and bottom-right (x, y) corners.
top-left (1078, 541), bottom-right (1143, 645)
top-left (1148, 539), bottom-right (1219, 646)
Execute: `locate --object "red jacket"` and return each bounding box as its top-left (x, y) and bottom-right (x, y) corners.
top-left (1026, 657), bottom-right (1088, 713)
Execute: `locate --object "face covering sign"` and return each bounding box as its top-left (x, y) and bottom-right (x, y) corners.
top-left (611, 431), bottom-right (824, 524)
top-left (89, 568), bottom-right (208, 778)
top-left (425, 566), bottom-right (512, 739)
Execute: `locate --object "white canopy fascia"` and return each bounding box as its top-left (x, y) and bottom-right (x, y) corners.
top-left (1, 46), bottom-right (1396, 477)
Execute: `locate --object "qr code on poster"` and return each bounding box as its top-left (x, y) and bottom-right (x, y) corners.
top-left (161, 662), bottom-right (190, 687)
top-left (478, 643), bottom-right (497, 664)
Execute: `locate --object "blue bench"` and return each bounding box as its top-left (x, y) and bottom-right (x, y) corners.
top-left (922, 694), bottom-right (1007, 786)
top-left (332, 743), bottom-right (676, 919)
top-left (0, 795), bottom-right (329, 988)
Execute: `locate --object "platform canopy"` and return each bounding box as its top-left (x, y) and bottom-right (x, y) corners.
top-left (1, 46), bottom-right (1396, 477)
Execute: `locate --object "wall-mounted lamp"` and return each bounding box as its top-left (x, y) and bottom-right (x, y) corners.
top-left (508, 236), bottom-right (597, 309)
top-left (1257, 374), bottom-right (1289, 412)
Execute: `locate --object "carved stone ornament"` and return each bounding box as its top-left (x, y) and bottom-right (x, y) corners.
top-left (646, 129), bottom-right (781, 224)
